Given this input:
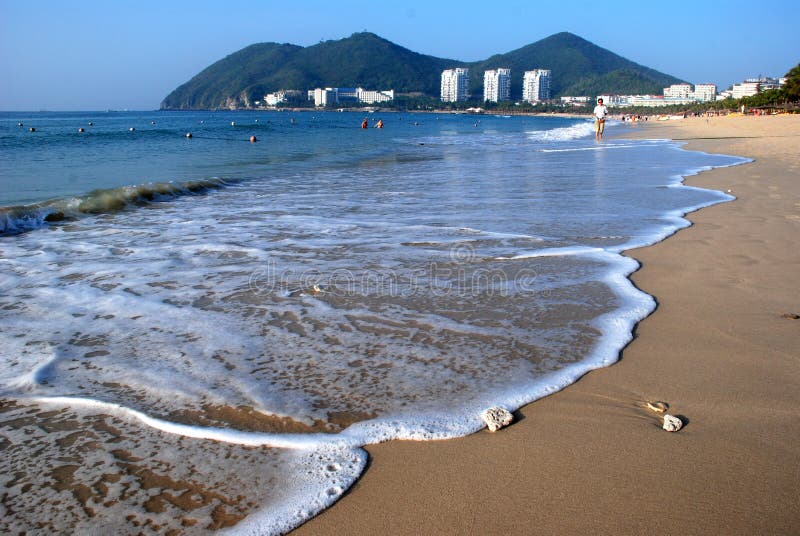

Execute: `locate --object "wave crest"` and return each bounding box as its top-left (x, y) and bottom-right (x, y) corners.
top-left (526, 120), bottom-right (596, 142)
top-left (0, 177), bottom-right (232, 235)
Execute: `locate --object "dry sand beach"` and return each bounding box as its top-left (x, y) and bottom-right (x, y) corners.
top-left (297, 114), bottom-right (800, 535)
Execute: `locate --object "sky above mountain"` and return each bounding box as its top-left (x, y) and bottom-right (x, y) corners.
top-left (1, 0), bottom-right (798, 110)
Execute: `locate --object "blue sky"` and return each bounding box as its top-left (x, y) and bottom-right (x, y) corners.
top-left (1, 0), bottom-right (798, 110)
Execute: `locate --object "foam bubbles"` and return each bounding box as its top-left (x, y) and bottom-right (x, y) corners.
top-left (0, 400), bottom-right (367, 535)
top-left (526, 120), bottom-right (596, 142)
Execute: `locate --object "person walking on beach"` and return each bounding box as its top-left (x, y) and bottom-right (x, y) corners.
top-left (593, 98), bottom-right (609, 140)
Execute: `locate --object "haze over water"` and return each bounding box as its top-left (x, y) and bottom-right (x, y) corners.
top-left (0, 111), bottom-right (744, 533)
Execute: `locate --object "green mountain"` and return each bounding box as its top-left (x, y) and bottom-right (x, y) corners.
top-left (162, 33), bottom-right (460, 109)
top-left (161, 32), bottom-right (682, 109)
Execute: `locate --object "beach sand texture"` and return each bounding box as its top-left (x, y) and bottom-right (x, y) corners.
top-left (296, 114), bottom-right (800, 535)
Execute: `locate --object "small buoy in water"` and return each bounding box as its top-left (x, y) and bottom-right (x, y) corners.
top-left (249, 135), bottom-right (257, 143)
top-left (129, 127), bottom-right (135, 132)
top-left (150, 121), bottom-right (156, 125)
top-left (78, 127), bottom-right (85, 133)
top-left (231, 121), bottom-right (236, 127)
top-left (185, 132), bottom-right (193, 138)
top-left (200, 120), bottom-right (204, 124)
top-left (29, 127), bottom-right (36, 132)
top-left (255, 119), bottom-right (259, 123)
top-left (88, 122), bottom-right (94, 126)
top-left (18, 122), bottom-right (23, 126)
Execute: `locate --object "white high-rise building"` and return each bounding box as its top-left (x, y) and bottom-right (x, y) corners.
top-left (441, 68), bottom-right (470, 102)
top-left (522, 69), bottom-right (552, 103)
top-left (483, 68), bottom-right (511, 102)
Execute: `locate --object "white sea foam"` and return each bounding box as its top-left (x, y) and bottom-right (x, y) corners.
top-left (525, 120), bottom-right (596, 142)
top-left (536, 142), bottom-right (636, 153)
top-left (494, 246), bottom-right (606, 260)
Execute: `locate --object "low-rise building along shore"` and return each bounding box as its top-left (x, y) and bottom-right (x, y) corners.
top-left (307, 87), bottom-right (394, 107)
top-left (566, 76), bottom-right (784, 109)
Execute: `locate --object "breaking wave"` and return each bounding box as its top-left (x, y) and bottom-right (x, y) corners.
top-left (525, 120), bottom-right (596, 142)
top-left (0, 177), bottom-right (234, 235)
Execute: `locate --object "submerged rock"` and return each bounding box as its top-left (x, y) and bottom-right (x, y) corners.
top-left (481, 407), bottom-right (513, 432)
top-left (662, 414), bottom-right (683, 432)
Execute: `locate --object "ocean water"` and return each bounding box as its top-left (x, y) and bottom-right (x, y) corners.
top-left (0, 111), bottom-right (745, 533)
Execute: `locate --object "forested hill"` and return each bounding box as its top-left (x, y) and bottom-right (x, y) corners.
top-left (161, 32), bottom-right (683, 109)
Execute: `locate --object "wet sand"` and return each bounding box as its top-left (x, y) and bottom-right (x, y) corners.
top-left (296, 114), bottom-right (800, 534)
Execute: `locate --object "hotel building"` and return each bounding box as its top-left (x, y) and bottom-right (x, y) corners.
top-left (747, 77), bottom-right (783, 91)
top-left (441, 68), bottom-right (470, 102)
top-left (663, 83), bottom-right (693, 98)
top-left (731, 81), bottom-right (760, 99)
top-left (522, 69), bottom-right (552, 103)
top-left (483, 68), bottom-right (511, 102)
top-left (263, 90), bottom-right (304, 106)
top-left (356, 89), bottom-right (395, 104)
top-left (692, 84), bottom-right (717, 102)
top-left (309, 87), bottom-right (394, 107)
top-left (596, 94), bottom-right (630, 107)
top-left (665, 83), bottom-right (718, 102)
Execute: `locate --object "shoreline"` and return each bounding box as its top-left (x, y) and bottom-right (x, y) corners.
top-left (295, 114), bottom-right (800, 534)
